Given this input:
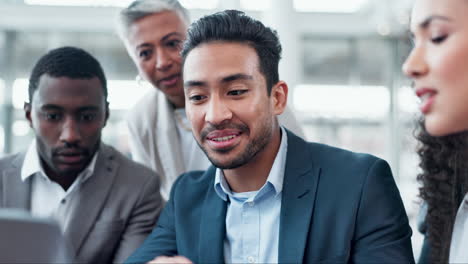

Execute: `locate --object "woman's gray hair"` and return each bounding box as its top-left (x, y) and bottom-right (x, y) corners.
top-left (116, 0), bottom-right (190, 40)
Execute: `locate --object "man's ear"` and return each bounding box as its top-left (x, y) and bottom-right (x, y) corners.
top-left (24, 102), bottom-right (33, 128)
top-left (270, 81), bottom-right (288, 116)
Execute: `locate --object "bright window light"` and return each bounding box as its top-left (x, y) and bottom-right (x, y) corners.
top-left (12, 78), bottom-right (28, 109)
top-left (293, 84), bottom-right (390, 119)
top-left (25, 0), bottom-right (133, 7)
top-left (0, 79), bottom-right (4, 104)
top-left (398, 86), bottom-right (419, 114)
top-left (294, 0), bottom-right (369, 13)
top-left (107, 80), bottom-right (152, 110)
top-left (0, 126), bottom-right (4, 157)
top-left (13, 120), bottom-right (31, 137)
top-left (27, 0), bottom-right (219, 9)
top-left (12, 78), bottom-right (152, 111)
top-left (26, 0), bottom-right (219, 9)
top-left (240, 0), bottom-right (270, 11)
top-left (179, 0), bottom-right (219, 9)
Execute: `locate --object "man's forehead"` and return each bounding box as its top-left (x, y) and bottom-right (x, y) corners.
top-left (183, 42), bottom-right (261, 83)
top-left (33, 75), bottom-right (104, 104)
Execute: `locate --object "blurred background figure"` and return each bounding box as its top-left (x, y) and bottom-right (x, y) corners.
top-left (403, 0), bottom-right (468, 262)
top-left (0, 0), bottom-right (422, 258)
top-left (115, 0), bottom-right (303, 198)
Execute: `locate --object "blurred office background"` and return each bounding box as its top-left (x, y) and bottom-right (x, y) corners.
top-left (0, 0), bottom-right (421, 258)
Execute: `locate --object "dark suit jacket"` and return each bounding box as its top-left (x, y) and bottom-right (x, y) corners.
top-left (126, 131), bottom-right (414, 263)
top-left (416, 203), bottom-right (430, 264)
top-left (0, 143), bottom-right (164, 264)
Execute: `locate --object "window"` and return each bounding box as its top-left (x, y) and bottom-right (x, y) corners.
top-left (240, 0), bottom-right (270, 11)
top-left (294, 84), bottom-right (389, 119)
top-left (294, 0), bottom-right (369, 13)
top-left (0, 79), bottom-right (4, 104)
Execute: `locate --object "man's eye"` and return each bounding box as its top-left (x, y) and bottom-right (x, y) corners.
top-left (228, 90), bottom-right (248, 96)
top-left (189, 95), bottom-right (206, 102)
top-left (80, 113), bottom-right (96, 122)
top-left (44, 113), bottom-right (61, 121)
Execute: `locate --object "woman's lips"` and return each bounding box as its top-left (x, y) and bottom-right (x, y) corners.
top-left (158, 74), bottom-right (180, 87)
top-left (416, 88), bottom-right (437, 114)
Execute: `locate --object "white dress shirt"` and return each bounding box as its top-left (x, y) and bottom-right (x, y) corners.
top-left (450, 193), bottom-right (468, 263)
top-left (20, 140), bottom-right (98, 232)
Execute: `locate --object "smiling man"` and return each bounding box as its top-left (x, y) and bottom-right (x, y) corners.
top-left (116, 0), bottom-right (305, 199)
top-left (125, 10), bottom-right (414, 264)
top-left (0, 47), bottom-right (164, 263)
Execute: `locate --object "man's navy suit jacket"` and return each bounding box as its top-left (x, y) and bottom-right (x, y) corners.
top-left (126, 130), bottom-right (414, 263)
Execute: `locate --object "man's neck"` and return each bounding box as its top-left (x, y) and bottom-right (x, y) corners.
top-left (43, 166), bottom-right (78, 192)
top-left (223, 128), bottom-right (282, 193)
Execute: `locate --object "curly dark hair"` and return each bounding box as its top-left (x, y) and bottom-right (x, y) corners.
top-left (28, 46), bottom-right (107, 102)
top-left (416, 119), bottom-right (468, 263)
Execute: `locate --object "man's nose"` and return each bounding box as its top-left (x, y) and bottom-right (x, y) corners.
top-left (59, 118), bottom-right (81, 145)
top-left (205, 97), bottom-right (233, 125)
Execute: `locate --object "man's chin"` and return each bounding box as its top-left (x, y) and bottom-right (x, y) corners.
top-left (56, 164), bottom-right (87, 176)
top-left (208, 155), bottom-right (248, 170)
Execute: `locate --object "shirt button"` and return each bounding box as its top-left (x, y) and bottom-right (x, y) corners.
top-left (61, 199), bottom-right (66, 204)
top-left (248, 201), bottom-right (255, 207)
top-left (247, 256), bottom-right (255, 263)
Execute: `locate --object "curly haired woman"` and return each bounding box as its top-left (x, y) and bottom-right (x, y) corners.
top-left (403, 0), bottom-right (468, 262)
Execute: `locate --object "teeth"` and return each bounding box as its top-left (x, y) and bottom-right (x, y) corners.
top-left (212, 135), bottom-right (236, 142)
top-left (420, 93), bottom-right (433, 102)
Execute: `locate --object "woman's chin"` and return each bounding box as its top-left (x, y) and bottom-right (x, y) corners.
top-left (426, 120), bottom-right (467, 137)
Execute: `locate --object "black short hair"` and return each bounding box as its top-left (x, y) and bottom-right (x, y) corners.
top-left (28, 46), bottom-right (107, 102)
top-left (181, 10), bottom-right (282, 94)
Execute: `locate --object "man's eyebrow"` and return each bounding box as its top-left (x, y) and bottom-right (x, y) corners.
top-left (184, 80), bottom-right (206, 88)
top-left (40, 104), bottom-right (63, 111)
top-left (40, 105), bottom-right (100, 111)
top-left (220, 73), bottom-right (253, 83)
top-left (77, 106), bottom-right (100, 111)
top-left (184, 74), bottom-right (254, 88)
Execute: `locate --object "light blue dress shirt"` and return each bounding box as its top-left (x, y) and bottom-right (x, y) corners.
top-left (214, 127), bottom-right (288, 264)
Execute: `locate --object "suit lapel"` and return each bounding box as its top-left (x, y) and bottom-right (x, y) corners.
top-left (2, 153), bottom-right (31, 210)
top-left (278, 131), bottom-right (321, 263)
top-left (64, 144), bottom-right (117, 256)
top-left (198, 167), bottom-right (227, 263)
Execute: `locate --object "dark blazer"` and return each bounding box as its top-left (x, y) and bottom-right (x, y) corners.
top-left (0, 143), bottom-right (164, 264)
top-left (126, 130), bottom-right (414, 263)
top-left (416, 203), bottom-right (430, 264)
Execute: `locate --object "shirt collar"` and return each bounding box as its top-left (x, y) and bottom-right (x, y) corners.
top-left (214, 126), bottom-right (288, 201)
top-left (21, 140), bottom-right (98, 183)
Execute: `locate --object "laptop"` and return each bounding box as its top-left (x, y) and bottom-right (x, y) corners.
top-left (0, 209), bottom-right (73, 263)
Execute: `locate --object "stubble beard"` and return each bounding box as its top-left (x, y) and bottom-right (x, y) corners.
top-left (198, 118), bottom-right (273, 170)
